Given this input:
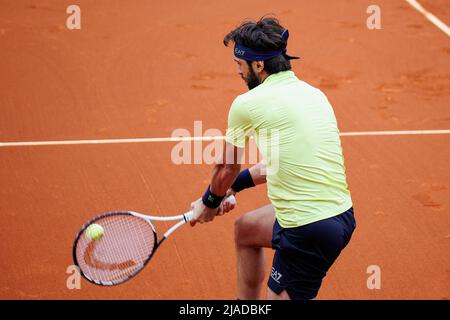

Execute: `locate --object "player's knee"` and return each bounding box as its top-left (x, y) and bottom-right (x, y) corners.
top-left (234, 216), bottom-right (252, 246)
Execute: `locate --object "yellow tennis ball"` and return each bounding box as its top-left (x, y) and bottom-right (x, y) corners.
top-left (85, 223), bottom-right (104, 241)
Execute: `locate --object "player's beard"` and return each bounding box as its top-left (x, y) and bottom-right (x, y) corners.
top-left (243, 67), bottom-right (261, 90)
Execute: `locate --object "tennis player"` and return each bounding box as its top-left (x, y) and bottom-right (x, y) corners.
top-left (190, 17), bottom-right (356, 300)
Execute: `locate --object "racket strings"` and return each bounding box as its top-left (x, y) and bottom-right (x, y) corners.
top-left (75, 214), bottom-right (156, 284)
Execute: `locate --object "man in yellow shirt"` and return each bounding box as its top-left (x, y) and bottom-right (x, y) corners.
top-left (191, 17), bottom-right (356, 300)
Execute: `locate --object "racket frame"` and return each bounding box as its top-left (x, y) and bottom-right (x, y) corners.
top-left (72, 195), bottom-right (235, 286)
top-left (72, 210), bottom-right (192, 286)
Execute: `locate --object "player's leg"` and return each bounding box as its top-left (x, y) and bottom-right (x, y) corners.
top-left (267, 207), bottom-right (356, 300)
top-left (234, 204), bottom-right (275, 300)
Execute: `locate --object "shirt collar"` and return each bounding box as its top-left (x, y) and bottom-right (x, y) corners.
top-left (262, 70), bottom-right (296, 85)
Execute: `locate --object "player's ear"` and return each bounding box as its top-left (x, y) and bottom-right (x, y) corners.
top-left (255, 60), bottom-right (265, 73)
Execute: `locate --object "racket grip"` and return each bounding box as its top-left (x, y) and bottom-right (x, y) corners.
top-left (183, 195), bottom-right (237, 222)
top-left (184, 211), bottom-right (194, 222)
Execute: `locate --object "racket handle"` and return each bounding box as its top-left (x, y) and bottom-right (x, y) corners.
top-left (184, 211), bottom-right (194, 222)
top-left (183, 195), bottom-right (237, 222)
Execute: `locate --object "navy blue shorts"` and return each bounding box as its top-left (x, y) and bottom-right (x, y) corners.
top-left (268, 207), bottom-right (356, 300)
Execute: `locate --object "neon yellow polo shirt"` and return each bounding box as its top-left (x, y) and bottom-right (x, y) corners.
top-left (226, 70), bottom-right (352, 228)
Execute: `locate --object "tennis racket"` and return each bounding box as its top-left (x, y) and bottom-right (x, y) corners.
top-left (72, 195), bottom-right (236, 286)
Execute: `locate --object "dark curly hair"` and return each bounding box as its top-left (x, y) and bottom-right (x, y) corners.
top-left (223, 17), bottom-right (292, 74)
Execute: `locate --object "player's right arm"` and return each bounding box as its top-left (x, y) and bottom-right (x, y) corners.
top-left (220, 97), bottom-right (267, 214)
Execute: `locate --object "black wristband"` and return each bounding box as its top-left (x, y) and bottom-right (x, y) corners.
top-left (202, 185), bottom-right (225, 208)
top-left (231, 168), bottom-right (255, 192)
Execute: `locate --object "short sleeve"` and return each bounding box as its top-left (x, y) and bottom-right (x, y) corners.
top-left (226, 97), bottom-right (253, 148)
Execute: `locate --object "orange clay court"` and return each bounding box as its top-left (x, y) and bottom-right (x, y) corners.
top-left (0, 0), bottom-right (449, 299)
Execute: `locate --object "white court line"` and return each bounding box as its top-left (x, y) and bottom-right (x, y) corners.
top-left (0, 136), bottom-right (224, 147)
top-left (405, 0), bottom-right (450, 36)
top-left (339, 129), bottom-right (450, 136)
top-left (0, 130), bottom-right (449, 147)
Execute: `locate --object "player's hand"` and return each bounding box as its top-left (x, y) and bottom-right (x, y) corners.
top-left (216, 190), bottom-right (237, 216)
top-left (190, 198), bottom-right (219, 227)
